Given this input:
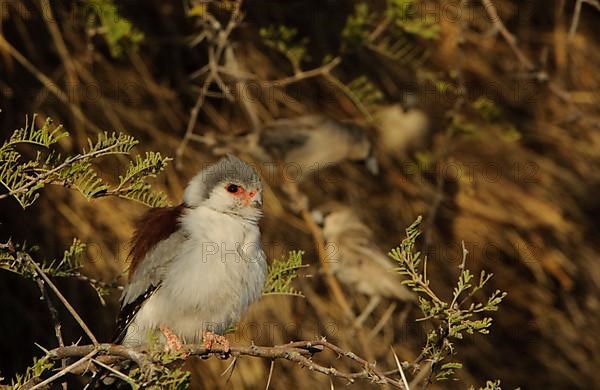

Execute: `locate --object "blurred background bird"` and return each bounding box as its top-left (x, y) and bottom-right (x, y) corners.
top-left (204, 114), bottom-right (379, 182)
top-left (373, 104), bottom-right (430, 160)
top-left (256, 115), bottom-right (379, 180)
top-left (313, 204), bottom-right (415, 329)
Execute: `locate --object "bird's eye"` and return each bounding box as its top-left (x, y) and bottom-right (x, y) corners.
top-left (226, 184), bottom-right (240, 193)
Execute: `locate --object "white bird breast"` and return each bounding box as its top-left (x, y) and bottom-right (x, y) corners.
top-left (123, 206), bottom-right (267, 346)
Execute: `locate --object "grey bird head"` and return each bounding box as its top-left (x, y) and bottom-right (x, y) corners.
top-left (184, 155), bottom-right (263, 220)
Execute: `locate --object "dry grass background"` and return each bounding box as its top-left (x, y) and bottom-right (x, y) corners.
top-left (1, 0), bottom-right (600, 388)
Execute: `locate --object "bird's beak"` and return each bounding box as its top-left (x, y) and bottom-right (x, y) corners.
top-left (365, 155), bottom-right (379, 175)
top-left (250, 191), bottom-right (262, 209)
top-left (251, 198), bottom-right (262, 209)
top-left (311, 210), bottom-right (324, 226)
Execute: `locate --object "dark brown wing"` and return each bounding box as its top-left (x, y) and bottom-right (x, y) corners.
top-left (128, 204), bottom-right (187, 279)
top-left (114, 204), bottom-right (188, 343)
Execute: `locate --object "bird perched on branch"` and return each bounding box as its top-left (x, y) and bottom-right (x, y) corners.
top-left (201, 115), bottom-right (379, 181)
top-left (256, 115), bottom-right (379, 180)
top-left (113, 155), bottom-right (267, 351)
top-left (314, 205), bottom-right (415, 327)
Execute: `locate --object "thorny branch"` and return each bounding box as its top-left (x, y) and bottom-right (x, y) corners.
top-left (0, 242), bottom-right (99, 346)
top-left (33, 276), bottom-right (68, 389)
top-left (38, 339), bottom-right (408, 389)
top-left (27, 254), bottom-right (99, 346)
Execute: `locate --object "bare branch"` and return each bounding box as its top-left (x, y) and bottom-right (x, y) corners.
top-left (24, 253), bottom-right (99, 345)
top-left (479, 0), bottom-right (574, 105)
top-left (33, 277), bottom-right (67, 389)
top-left (480, 0), bottom-right (535, 70)
top-left (176, 0), bottom-right (244, 168)
top-left (265, 360), bottom-right (274, 390)
top-left (0, 35), bottom-right (100, 132)
top-left (43, 340), bottom-right (407, 389)
top-left (568, 0), bottom-right (600, 44)
top-left (90, 358), bottom-right (137, 387)
top-left (29, 350), bottom-right (98, 390)
top-left (264, 57), bottom-right (342, 87)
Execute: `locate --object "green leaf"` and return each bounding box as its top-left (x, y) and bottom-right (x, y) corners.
top-left (1, 239), bottom-right (85, 279)
top-left (341, 3), bottom-right (374, 51)
top-left (1, 116), bottom-right (170, 208)
top-left (473, 96), bottom-right (502, 122)
top-left (85, 0), bottom-right (144, 58)
top-left (263, 251), bottom-right (307, 297)
top-left (118, 151), bottom-right (171, 188)
top-left (1, 115), bottom-right (68, 151)
top-left (57, 161), bottom-right (108, 199)
top-left (116, 181), bottom-right (170, 208)
top-left (347, 76), bottom-right (385, 107)
top-left (260, 25), bottom-right (309, 71)
top-left (85, 131), bottom-right (138, 156)
top-left (44, 238), bottom-right (86, 277)
top-left (8, 356), bottom-right (54, 388)
top-left (386, 0), bottom-right (440, 40)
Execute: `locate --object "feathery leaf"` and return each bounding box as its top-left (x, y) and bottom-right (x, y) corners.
top-left (263, 251), bottom-right (307, 297)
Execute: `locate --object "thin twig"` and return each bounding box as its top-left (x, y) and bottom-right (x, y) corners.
top-left (49, 344), bottom-right (152, 368)
top-left (368, 302), bottom-right (397, 340)
top-left (265, 360), bottom-right (275, 390)
top-left (30, 349), bottom-right (98, 390)
top-left (34, 279), bottom-right (65, 349)
top-left (480, 0), bottom-right (573, 103)
top-left (0, 35), bottom-right (100, 132)
top-left (568, 0), bottom-right (600, 44)
top-left (368, 15), bottom-right (392, 42)
top-left (33, 278), bottom-right (67, 389)
top-left (176, 70), bottom-right (216, 168)
top-left (264, 57), bottom-right (342, 87)
top-left (480, 0), bottom-right (535, 70)
top-left (74, 273), bottom-right (124, 291)
top-left (24, 253), bottom-right (99, 345)
top-left (324, 73), bottom-right (374, 122)
top-left (220, 356), bottom-right (238, 383)
top-left (176, 0), bottom-right (244, 168)
top-left (91, 358), bottom-right (137, 387)
top-left (391, 347), bottom-right (410, 390)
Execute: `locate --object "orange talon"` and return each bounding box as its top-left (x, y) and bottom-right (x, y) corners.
top-left (202, 331), bottom-right (230, 353)
top-left (160, 325), bottom-right (185, 354)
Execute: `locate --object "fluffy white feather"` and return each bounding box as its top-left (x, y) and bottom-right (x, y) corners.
top-left (122, 206), bottom-right (266, 346)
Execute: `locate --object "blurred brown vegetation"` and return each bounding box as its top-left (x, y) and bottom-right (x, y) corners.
top-left (1, 0), bottom-right (600, 388)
